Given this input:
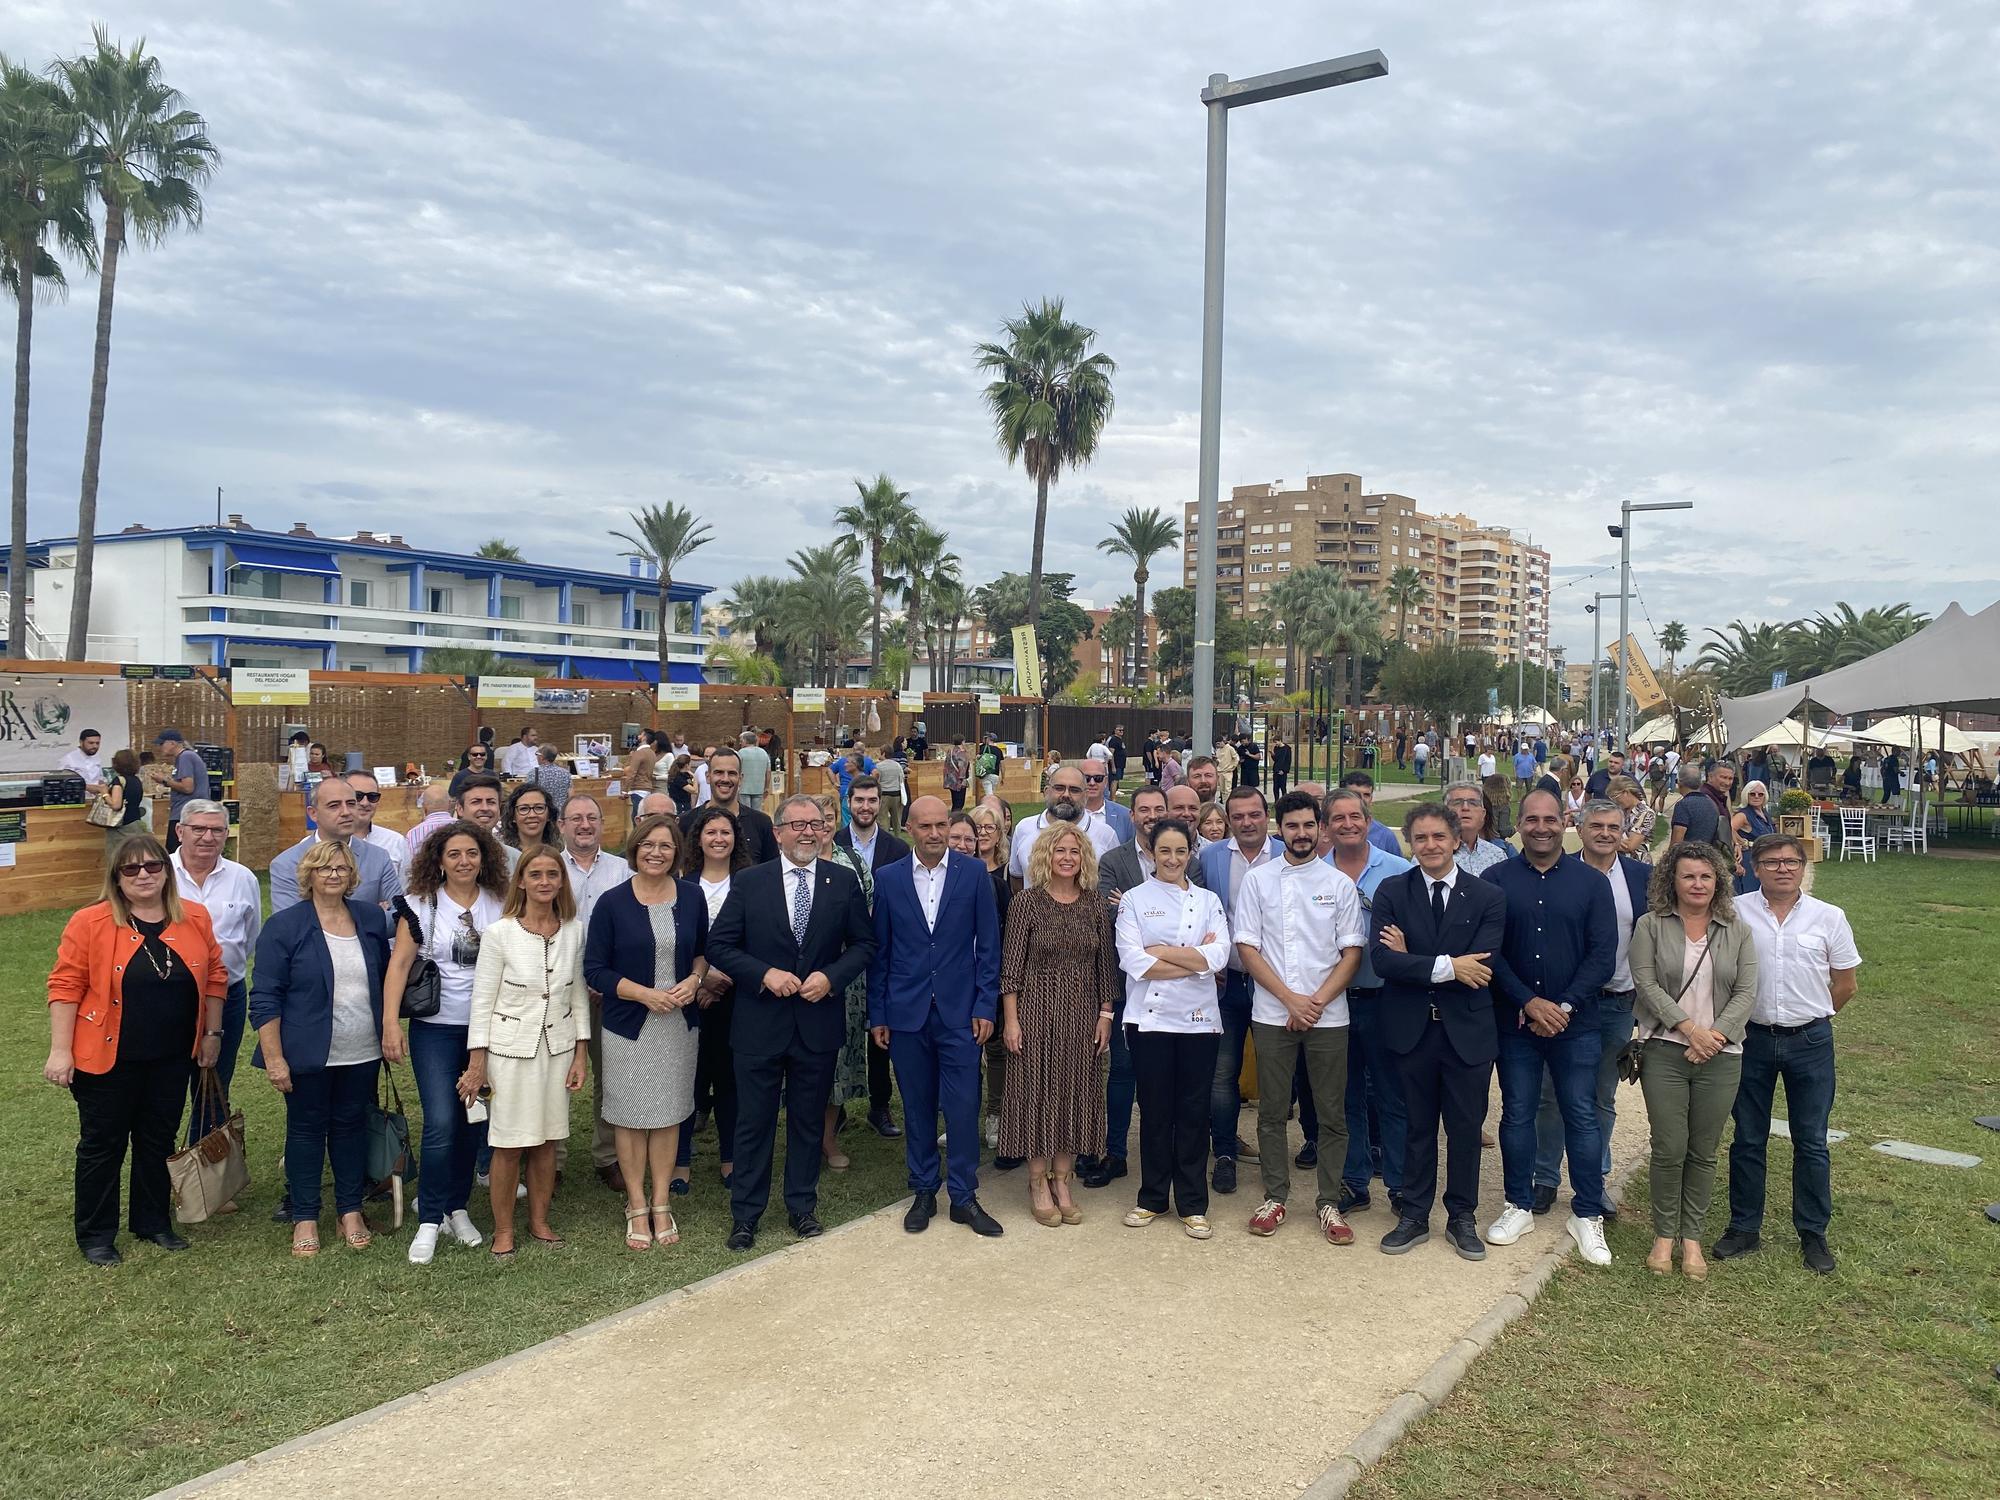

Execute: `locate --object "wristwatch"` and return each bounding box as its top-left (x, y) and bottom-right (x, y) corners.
top-left (203, 1029), bottom-right (225, 1038)
top-left (1557, 1002), bottom-right (1574, 1016)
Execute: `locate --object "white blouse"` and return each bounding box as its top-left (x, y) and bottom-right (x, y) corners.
top-left (1115, 877), bottom-right (1231, 1034)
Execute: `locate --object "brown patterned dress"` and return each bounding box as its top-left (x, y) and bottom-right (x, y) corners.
top-left (997, 884), bottom-right (1120, 1160)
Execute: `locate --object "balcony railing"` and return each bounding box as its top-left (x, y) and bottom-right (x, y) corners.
top-left (178, 594), bottom-right (703, 660)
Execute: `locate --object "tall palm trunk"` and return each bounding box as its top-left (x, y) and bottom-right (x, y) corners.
top-left (1132, 566), bottom-right (1149, 690)
top-left (66, 200), bottom-right (122, 663)
top-left (901, 582), bottom-right (922, 691)
top-left (1022, 468), bottom-right (1050, 751)
top-left (655, 571), bottom-right (671, 682)
top-left (9, 257), bottom-right (33, 659)
top-left (868, 543), bottom-right (884, 673)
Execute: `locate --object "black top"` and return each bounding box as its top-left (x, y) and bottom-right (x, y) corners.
top-left (679, 802), bottom-right (779, 865)
top-left (116, 773), bottom-right (147, 826)
top-left (119, 917), bottom-right (201, 1062)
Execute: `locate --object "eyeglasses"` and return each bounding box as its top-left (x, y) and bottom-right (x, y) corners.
top-left (118, 860), bottom-right (166, 876)
top-left (354, 791), bottom-right (382, 802)
top-left (777, 818), bottom-right (827, 831)
top-left (182, 825), bottom-right (227, 839)
top-left (1757, 858), bottom-right (1805, 870)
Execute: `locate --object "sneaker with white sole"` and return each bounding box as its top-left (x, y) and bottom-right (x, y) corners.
top-left (1181, 1214), bottom-right (1214, 1240)
top-left (1566, 1213), bottom-right (1612, 1266)
top-left (444, 1209), bottom-right (484, 1248)
top-left (1486, 1204), bottom-right (1537, 1245)
top-left (407, 1222), bottom-right (441, 1265)
top-left (1122, 1206), bottom-right (1158, 1228)
top-left (983, 1116), bottom-right (1001, 1150)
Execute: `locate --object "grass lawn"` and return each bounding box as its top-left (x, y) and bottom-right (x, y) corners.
top-left (1354, 856), bottom-right (2000, 1500)
top-left (1, 900), bottom-right (912, 1500)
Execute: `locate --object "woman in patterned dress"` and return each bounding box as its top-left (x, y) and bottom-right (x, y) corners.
top-left (998, 824), bottom-right (1119, 1227)
top-left (817, 794), bottom-right (874, 1171)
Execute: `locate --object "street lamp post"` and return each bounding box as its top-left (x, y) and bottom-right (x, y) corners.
top-left (1585, 588), bottom-right (1634, 736)
top-left (1611, 500), bottom-right (1693, 746)
top-left (1190, 49), bottom-right (1388, 756)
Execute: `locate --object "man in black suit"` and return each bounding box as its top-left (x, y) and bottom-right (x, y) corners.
top-left (1369, 801), bottom-right (1508, 1261)
top-left (831, 773), bottom-right (909, 1137)
top-left (678, 746), bottom-right (778, 864)
top-left (709, 792), bottom-right (877, 1250)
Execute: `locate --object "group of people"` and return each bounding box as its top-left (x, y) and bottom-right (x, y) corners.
top-left (61, 725), bottom-right (217, 852)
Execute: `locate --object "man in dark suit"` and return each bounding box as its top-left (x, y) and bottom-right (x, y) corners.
top-left (709, 793), bottom-right (877, 1251)
top-left (868, 795), bottom-right (1004, 1236)
top-left (1369, 801), bottom-right (1508, 1260)
top-left (831, 773), bottom-right (909, 1139)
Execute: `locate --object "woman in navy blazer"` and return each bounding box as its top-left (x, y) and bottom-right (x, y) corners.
top-left (249, 841), bottom-right (392, 1256)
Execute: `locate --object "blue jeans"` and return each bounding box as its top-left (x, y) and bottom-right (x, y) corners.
top-left (1497, 1009), bottom-right (1606, 1218)
top-left (1533, 992), bottom-right (1634, 1191)
top-left (1728, 1019), bottom-right (1836, 1238)
top-left (1103, 997), bottom-right (1136, 1161)
top-left (283, 1061), bottom-right (379, 1220)
top-left (1342, 989), bottom-right (1407, 1199)
top-left (1414, 756), bottom-right (1429, 784)
top-left (186, 980), bottom-right (248, 1140)
top-left (410, 1020), bottom-right (480, 1224)
top-left (1210, 972), bottom-right (1252, 1159)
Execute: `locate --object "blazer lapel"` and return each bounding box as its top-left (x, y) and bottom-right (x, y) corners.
top-left (773, 864), bottom-right (803, 955)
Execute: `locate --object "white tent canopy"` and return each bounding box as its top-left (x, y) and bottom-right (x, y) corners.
top-left (1630, 713), bottom-right (1679, 744)
top-left (1844, 715), bottom-right (1979, 753)
top-left (1719, 601), bottom-right (2000, 748)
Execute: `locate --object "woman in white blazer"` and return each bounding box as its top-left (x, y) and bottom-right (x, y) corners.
top-left (1114, 817), bottom-right (1231, 1239)
top-left (463, 847), bottom-right (589, 1257)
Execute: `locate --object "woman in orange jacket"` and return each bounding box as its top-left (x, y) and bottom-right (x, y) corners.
top-left (45, 832), bottom-right (228, 1267)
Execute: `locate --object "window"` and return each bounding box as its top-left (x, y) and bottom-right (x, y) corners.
top-left (428, 587), bottom-right (454, 614)
top-left (228, 567), bottom-right (283, 599)
top-left (636, 607), bottom-right (657, 632)
top-left (570, 603), bottom-right (591, 628)
top-left (1278, 522), bottom-right (1292, 533)
top-left (497, 595), bottom-right (524, 620)
top-left (348, 579), bottom-right (372, 608)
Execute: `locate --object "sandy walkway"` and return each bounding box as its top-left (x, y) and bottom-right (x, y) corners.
top-left (165, 1095), bottom-right (1647, 1500)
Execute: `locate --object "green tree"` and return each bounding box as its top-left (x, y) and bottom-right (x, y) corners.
top-left (56, 27), bottom-right (218, 661)
top-left (474, 538), bottom-right (523, 560)
top-left (974, 297), bottom-right (1115, 733)
top-left (1656, 619), bottom-right (1688, 671)
top-left (1785, 602), bottom-right (1928, 678)
top-left (1151, 583), bottom-right (1251, 698)
top-left (1289, 573), bottom-right (1382, 725)
top-left (420, 645), bottom-right (538, 678)
top-left (884, 517), bottom-right (952, 691)
top-left (705, 638), bottom-right (781, 687)
top-left (1100, 592), bottom-right (1137, 688)
top-left (2, 57), bottom-right (93, 658)
top-left (973, 569), bottom-right (1093, 695)
top-left (723, 574), bottom-right (789, 660)
top-left (1694, 619), bottom-right (1792, 696)
top-left (1378, 643), bottom-right (1498, 728)
top-left (612, 500), bottom-right (713, 682)
top-left (1096, 505), bottom-right (1177, 691)
top-left (930, 574), bottom-right (969, 692)
top-left (1384, 564), bottom-right (1428, 647)
top-left (777, 543), bottom-right (868, 687)
top-left (833, 472), bottom-right (913, 676)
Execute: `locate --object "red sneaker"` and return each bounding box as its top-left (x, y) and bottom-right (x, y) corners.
top-left (1248, 1199), bottom-right (1287, 1236)
top-left (1318, 1204), bottom-right (1355, 1245)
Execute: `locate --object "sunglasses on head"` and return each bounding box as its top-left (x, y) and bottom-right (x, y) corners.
top-left (119, 859), bottom-right (166, 877)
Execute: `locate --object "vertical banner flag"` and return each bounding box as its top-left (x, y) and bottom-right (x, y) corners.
top-left (1609, 636), bottom-right (1668, 712)
top-left (1009, 625), bottom-right (1043, 700)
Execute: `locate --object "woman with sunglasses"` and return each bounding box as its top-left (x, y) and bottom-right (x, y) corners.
top-left (1730, 781), bottom-right (1778, 894)
top-left (383, 820), bottom-right (511, 1265)
top-left (252, 840), bottom-right (394, 1257)
top-left (502, 782), bottom-right (559, 853)
top-left (46, 833), bottom-right (228, 1267)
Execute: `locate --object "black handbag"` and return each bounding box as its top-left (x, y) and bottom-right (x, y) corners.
top-left (1618, 926), bottom-right (1715, 1083)
top-left (395, 896), bottom-right (443, 1019)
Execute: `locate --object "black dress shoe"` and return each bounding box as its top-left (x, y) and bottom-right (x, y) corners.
top-left (725, 1222), bottom-right (756, 1251)
top-left (1212, 1157), bottom-right (1237, 1195)
top-left (1337, 1183), bottom-right (1372, 1215)
top-left (1800, 1232), bottom-right (1837, 1274)
top-left (1713, 1229), bottom-right (1762, 1260)
top-left (1075, 1154), bottom-right (1102, 1175)
top-left (1531, 1183), bottom-right (1558, 1215)
top-left (866, 1107), bottom-right (903, 1139)
top-left (1081, 1155), bottom-right (1126, 1189)
top-left (140, 1229), bottom-right (190, 1252)
top-left (269, 1196), bottom-right (293, 1224)
top-left (949, 1197), bottom-right (1004, 1237)
top-left (905, 1190), bottom-right (937, 1233)
top-left (1295, 1142), bottom-right (1318, 1168)
top-left (1379, 1217), bottom-right (1430, 1254)
top-left (81, 1242), bottom-right (122, 1268)
top-left (1445, 1217), bottom-right (1486, 1261)
top-left (789, 1211), bottom-right (825, 1239)
top-left (993, 1155), bottom-right (1025, 1172)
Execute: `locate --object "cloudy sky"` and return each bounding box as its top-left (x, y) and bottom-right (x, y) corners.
top-left (9, 1), bottom-right (1994, 666)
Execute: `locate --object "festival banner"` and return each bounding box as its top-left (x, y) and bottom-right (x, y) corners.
top-left (231, 668), bottom-right (311, 707)
top-left (1610, 636), bottom-right (1668, 712)
top-left (0, 676), bottom-right (131, 775)
top-left (1010, 625), bottom-right (1044, 700)
top-left (474, 675), bottom-right (536, 710)
top-left (897, 690), bottom-right (925, 713)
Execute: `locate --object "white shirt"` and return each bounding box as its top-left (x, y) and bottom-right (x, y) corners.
top-left (693, 761), bottom-right (711, 807)
top-left (1596, 858), bottom-right (1634, 991)
top-left (1233, 856), bottom-right (1367, 1028)
top-left (324, 932), bottom-right (382, 1066)
top-left (412, 887), bottom-right (506, 1027)
top-left (363, 823), bottom-right (412, 879)
top-left (172, 852), bottom-right (263, 986)
top-left (1416, 863), bottom-right (1467, 986)
top-left (1221, 839), bottom-right (1279, 970)
top-left (1087, 740), bottom-right (1112, 765)
top-left (910, 854), bottom-right (950, 931)
top-left (1478, 753), bottom-right (1497, 778)
top-left (699, 874), bottom-right (733, 922)
top-left (60, 746), bottom-right (105, 786)
top-left (1738, 890), bottom-right (1862, 1026)
top-left (564, 845), bottom-right (633, 930)
top-left (1115, 878), bottom-right (1231, 1033)
top-left (781, 856), bottom-right (818, 930)
top-left (501, 741), bottom-right (538, 778)
top-left (1009, 809), bottom-right (1122, 882)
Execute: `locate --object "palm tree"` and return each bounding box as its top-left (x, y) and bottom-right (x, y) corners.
top-left (2, 58), bottom-right (93, 659)
top-left (1694, 620), bottom-right (1791, 697)
top-left (1384, 564), bottom-right (1427, 647)
top-left (723, 573), bottom-right (789, 659)
top-left (1657, 619), bottom-right (1688, 671)
top-left (1294, 575), bottom-right (1383, 726)
top-left (1096, 505), bottom-right (1177, 691)
top-left (706, 638), bottom-right (782, 686)
top-left (777, 543), bottom-right (869, 686)
top-left (833, 473), bottom-right (912, 675)
top-left (420, 645), bottom-right (538, 678)
top-left (931, 574), bottom-right (969, 691)
top-left (475, 538), bottom-right (523, 561)
top-left (884, 518), bottom-right (951, 691)
top-left (611, 501), bottom-right (713, 682)
top-left (55, 27), bottom-right (218, 662)
top-left (974, 297), bottom-right (1116, 712)
top-left (1264, 569), bottom-right (1321, 697)
top-left (1101, 593), bottom-right (1138, 689)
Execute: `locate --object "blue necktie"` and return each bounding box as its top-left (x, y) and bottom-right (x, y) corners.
top-left (791, 867), bottom-right (811, 947)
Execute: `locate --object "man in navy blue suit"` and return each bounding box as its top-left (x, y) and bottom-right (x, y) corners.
top-left (1369, 801), bottom-right (1509, 1261)
top-left (868, 795), bottom-right (1005, 1237)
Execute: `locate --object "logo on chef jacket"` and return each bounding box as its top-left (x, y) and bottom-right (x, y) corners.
top-left (1141, 906), bottom-right (1171, 919)
top-left (1309, 892), bottom-right (1340, 908)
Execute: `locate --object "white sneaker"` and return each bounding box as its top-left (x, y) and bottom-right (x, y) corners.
top-left (983, 1115), bottom-right (1001, 1150)
top-left (444, 1210), bottom-right (483, 1248)
top-left (1567, 1213), bottom-right (1612, 1266)
top-left (407, 1222), bottom-right (440, 1265)
top-left (475, 1170), bottom-right (490, 1186)
top-left (1486, 1204), bottom-right (1538, 1245)
top-left (516, 1181), bottom-right (528, 1201)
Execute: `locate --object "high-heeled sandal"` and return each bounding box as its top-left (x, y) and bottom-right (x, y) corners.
top-left (624, 1209), bottom-right (654, 1252)
top-left (1052, 1170), bottom-right (1083, 1226)
top-left (1030, 1172), bottom-right (1063, 1228)
top-left (291, 1228), bottom-right (320, 1258)
top-left (651, 1204), bottom-right (679, 1246)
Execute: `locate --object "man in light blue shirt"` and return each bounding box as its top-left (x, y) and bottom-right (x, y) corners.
top-left (1339, 771), bottom-right (1404, 856)
top-left (1323, 786), bottom-right (1414, 1213)
top-left (270, 775), bottom-right (405, 912)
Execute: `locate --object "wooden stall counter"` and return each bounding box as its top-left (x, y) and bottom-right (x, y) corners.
top-left (0, 797), bottom-right (169, 918)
